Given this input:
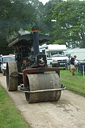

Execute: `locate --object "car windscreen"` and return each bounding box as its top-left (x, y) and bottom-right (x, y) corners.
top-left (3, 56), bottom-right (15, 63)
top-left (52, 54), bottom-right (66, 57)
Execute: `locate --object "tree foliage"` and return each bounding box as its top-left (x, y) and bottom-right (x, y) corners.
top-left (0, 0), bottom-right (40, 54)
top-left (52, 0), bottom-right (85, 48)
top-left (0, 0), bottom-right (85, 54)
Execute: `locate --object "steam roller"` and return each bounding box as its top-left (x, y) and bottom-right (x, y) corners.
top-left (6, 26), bottom-right (65, 103)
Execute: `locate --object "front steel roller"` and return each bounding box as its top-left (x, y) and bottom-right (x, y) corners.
top-left (6, 61), bottom-right (18, 91)
top-left (25, 73), bottom-right (61, 103)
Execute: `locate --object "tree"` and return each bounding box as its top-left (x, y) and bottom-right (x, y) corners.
top-left (52, 1), bottom-right (85, 47)
top-left (0, 0), bottom-right (41, 54)
top-left (42, 0), bottom-right (62, 31)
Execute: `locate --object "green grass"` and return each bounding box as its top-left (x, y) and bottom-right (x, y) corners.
top-left (0, 85), bottom-right (29, 128)
top-left (60, 70), bottom-right (85, 97)
top-left (47, 70), bottom-right (85, 97)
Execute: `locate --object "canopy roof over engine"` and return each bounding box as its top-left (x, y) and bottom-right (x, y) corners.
top-left (8, 34), bottom-right (50, 47)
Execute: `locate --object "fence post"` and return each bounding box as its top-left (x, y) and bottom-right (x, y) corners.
top-left (83, 65), bottom-right (84, 77)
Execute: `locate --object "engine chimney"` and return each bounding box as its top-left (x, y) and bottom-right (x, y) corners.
top-left (32, 26), bottom-right (39, 56)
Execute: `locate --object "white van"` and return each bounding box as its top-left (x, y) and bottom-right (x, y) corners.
top-left (1, 55), bottom-right (15, 75)
top-left (39, 44), bottom-right (67, 66)
top-left (51, 54), bottom-right (69, 69)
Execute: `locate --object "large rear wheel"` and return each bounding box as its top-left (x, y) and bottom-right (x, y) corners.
top-left (6, 61), bottom-right (18, 91)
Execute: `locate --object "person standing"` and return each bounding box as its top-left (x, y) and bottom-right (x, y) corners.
top-left (70, 55), bottom-right (77, 76)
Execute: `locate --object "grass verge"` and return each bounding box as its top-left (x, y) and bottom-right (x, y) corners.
top-left (0, 85), bottom-right (29, 128)
top-left (60, 70), bottom-right (85, 97)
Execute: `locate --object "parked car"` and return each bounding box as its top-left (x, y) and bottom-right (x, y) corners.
top-left (1, 55), bottom-right (15, 75)
top-left (51, 54), bottom-right (69, 69)
top-left (0, 54), bottom-right (2, 72)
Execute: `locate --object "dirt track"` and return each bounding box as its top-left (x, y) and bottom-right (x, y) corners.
top-left (0, 73), bottom-right (85, 128)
